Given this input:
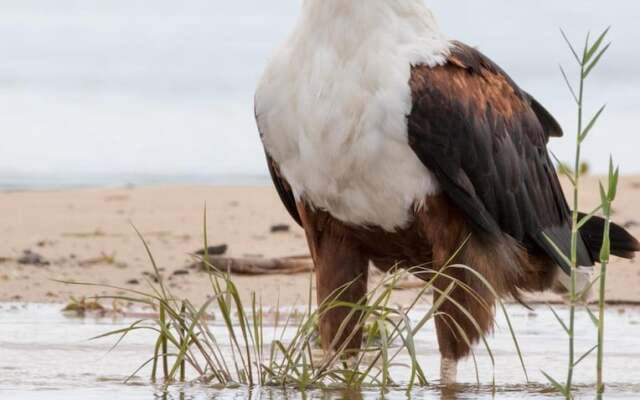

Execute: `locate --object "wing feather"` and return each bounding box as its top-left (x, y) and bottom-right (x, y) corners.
top-left (264, 152), bottom-right (302, 227)
top-left (408, 42), bottom-right (593, 272)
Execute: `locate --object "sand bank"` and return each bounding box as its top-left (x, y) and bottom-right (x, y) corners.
top-left (1, 177), bottom-right (638, 306)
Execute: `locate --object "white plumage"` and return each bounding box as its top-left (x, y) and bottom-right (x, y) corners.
top-left (255, 0), bottom-right (451, 231)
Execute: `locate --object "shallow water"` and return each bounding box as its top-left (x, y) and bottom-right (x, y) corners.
top-left (1, 303), bottom-right (639, 399)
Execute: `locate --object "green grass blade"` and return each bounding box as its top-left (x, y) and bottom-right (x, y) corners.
top-left (541, 370), bottom-right (567, 396)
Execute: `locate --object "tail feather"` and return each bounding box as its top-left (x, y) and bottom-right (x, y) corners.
top-left (578, 213), bottom-right (640, 260)
top-left (537, 224), bottom-right (593, 275)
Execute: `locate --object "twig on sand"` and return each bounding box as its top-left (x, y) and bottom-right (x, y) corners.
top-left (190, 255), bottom-right (313, 275)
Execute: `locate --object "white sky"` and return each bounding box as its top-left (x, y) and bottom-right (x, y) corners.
top-left (0, 0), bottom-right (638, 186)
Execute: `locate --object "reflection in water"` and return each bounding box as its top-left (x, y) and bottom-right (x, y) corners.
top-left (146, 382), bottom-right (640, 400)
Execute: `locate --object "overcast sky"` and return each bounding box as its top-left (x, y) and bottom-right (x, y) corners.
top-left (1, 1), bottom-right (638, 187)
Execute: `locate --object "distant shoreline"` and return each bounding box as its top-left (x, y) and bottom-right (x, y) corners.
top-left (2, 173), bottom-right (638, 192)
top-left (0, 174), bottom-right (272, 192)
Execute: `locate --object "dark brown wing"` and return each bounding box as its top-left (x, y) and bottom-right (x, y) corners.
top-left (407, 41), bottom-right (593, 272)
top-left (264, 152), bottom-right (302, 227)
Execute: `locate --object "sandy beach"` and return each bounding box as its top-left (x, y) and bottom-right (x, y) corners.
top-left (1, 176), bottom-right (639, 307)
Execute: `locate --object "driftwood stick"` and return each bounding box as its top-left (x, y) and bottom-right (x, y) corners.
top-left (193, 255), bottom-right (314, 275)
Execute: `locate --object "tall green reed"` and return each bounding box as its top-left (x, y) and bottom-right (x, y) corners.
top-left (543, 27), bottom-right (618, 399)
top-left (596, 160), bottom-right (618, 396)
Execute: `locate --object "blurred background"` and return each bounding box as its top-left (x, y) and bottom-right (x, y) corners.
top-left (1, 0), bottom-right (638, 190)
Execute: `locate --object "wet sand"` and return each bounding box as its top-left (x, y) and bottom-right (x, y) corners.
top-left (0, 176), bottom-right (639, 307)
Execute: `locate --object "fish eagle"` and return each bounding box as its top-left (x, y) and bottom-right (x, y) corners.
top-left (254, 0), bottom-right (639, 383)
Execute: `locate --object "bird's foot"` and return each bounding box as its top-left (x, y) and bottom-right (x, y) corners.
top-left (440, 357), bottom-right (458, 385)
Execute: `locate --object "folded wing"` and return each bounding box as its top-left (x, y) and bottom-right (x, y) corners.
top-left (407, 41), bottom-right (594, 272)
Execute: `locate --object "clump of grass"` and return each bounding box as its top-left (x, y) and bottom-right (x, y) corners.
top-left (61, 296), bottom-right (125, 317)
top-left (543, 27), bottom-right (618, 398)
top-left (66, 217), bottom-right (527, 392)
top-left (62, 296), bottom-right (106, 316)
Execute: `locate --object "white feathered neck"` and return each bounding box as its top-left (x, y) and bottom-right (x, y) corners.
top-left (256, 0), bottom-right (451, 231)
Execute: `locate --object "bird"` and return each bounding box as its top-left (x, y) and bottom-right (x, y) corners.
top-left (254, 0), bottom-right (640, 384)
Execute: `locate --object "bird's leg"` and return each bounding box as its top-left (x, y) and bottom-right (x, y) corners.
top-left (433, 274), bottom-right (465, 386)
top-left (417, 196), bottom-right (498, 385)
top-left (314, 245), bottom-right (369, 352)
top-left (440, 357), bottom-right (459, 385)
top-left (297, 203), bottom-right (369, 353)
top-left (432, 263), bottom-right (496, 386)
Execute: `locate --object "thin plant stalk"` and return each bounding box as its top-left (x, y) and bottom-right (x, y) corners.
top-left (159, 303), bottom-right (169, 380)
top-left (597, 160), bottom-right (619, 394)
top-left (564, 54), bottom-right (582, 398)
top-left (596, 215), bottom-right (609, 395)
top-left (546, 27), bottom-right (611, 398)
top-left (179, 301), bottom-right (187, 382)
